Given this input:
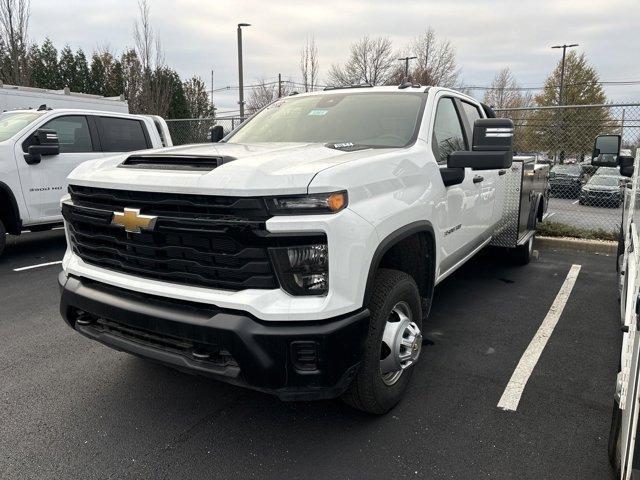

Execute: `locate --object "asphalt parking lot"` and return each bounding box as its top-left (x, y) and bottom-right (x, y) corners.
top-left (0, 230), bottom-right (621, 479)
top-left (548, 196), bottom-right (621, 231)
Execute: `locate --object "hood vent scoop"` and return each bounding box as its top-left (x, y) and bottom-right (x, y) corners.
top-left (120, 154), bottom-right (235, 171)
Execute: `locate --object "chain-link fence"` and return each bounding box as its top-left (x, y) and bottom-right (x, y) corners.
top-left (494, 103), bottom-right (640, 239)
top-left (166, 104), bottom-right (640, 240)
top-left (166, 116), bottom-right (244, 146)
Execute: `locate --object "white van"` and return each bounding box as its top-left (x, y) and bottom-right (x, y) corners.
top-left (0, 108), bottom-right (173, 255)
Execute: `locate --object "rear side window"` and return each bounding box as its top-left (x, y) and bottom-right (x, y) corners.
top-left (98, 117), bottom-right (150, 152)
top-left (461, 101), bottom-right (482, 125)
top-left (431, 98), bottom-right (467, 165)
top-left (41, 115), bottom-right (93, 153)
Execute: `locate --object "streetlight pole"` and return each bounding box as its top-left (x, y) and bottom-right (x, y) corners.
top-left (551, 43), bottom-right (578, 164)
top-left (398, 56), bottom-right (417, 82)
top-left (551, 43), bottom-right (578, 106)
top-left (237, 23), bottom-right (251, 120)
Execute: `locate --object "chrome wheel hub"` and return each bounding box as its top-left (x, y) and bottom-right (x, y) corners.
top-left (380, 301), bottom-right (422, 386)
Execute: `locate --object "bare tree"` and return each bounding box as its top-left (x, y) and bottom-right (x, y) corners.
top-left (484, 68), bottom-right (534, 152)
top-left (133, 0), bottom-right (171, 115)
top-left (387, 28), bottom-right (459, 87)
top-left (483, 68), bottom-right (532, 110)
top-left (0, 0), bottom-right (30, 84)
top-left (246, 78), bottom-right (292, 114)
top-left (300, 36), bottom-right (319, 92)
top-left (327, 35), bottom-right (395, 86)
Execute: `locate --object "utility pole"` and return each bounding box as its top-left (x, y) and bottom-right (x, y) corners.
top-left (210, 69), bottom-right (217, 119)
top-left (551, 43), bottom-right (578, 106)
top-left (237, 23), bottom-right (251, 120)
top-left (398, 56), bottom-right (417, 81)
top-left (278, 73), bottom-right (282, 98)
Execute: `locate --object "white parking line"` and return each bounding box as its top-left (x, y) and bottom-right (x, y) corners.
top-left (13, 260), bottom-right (62, 272)
top-left (543, 212), bottom-right (555, 220)
top-left (497, 264), bottom-right (581, 412)
top-left (572, 200), bottom-right (579, 205)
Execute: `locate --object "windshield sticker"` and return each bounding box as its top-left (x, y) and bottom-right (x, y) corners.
top-left (332, 142), bottom-right (354, 149)
top-left (308, 109), bottom-right (328, 116)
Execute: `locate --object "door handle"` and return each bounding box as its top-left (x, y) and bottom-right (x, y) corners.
top-left (498, 170), bottom-right (507, 176)
top-left (473, 175), bottom-right (484, 183)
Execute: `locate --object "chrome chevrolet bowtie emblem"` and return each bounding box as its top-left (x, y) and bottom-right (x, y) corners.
top-left (111, 208), bottom-right (158, 233)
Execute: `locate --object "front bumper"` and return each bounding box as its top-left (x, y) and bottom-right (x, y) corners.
top-left (59, 272), bottom-right (369, 401)
top-left (579, 190), bottom-right (622, 205)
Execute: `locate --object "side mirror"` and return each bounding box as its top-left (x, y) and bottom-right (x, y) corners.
top-left (210, 125), bottom-right (224, 143)
top-left (447, 118), bottom-right (514, 170)
top-left (620, 155), bottom-right (635, 178)
top-left (24, 129), bottom-right (60, 165)
top-left (592, 134), bottom-right (620, 167)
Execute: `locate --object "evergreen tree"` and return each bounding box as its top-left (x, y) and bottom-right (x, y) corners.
top-left (525, 51), bottom-right (610, 159)
top-left (73, 49), bottom-right (90, 92)
top-left (183, 76), bottom-right (212, 118)
top-left (89, 53), bottom-right (106, 95)
top-left (58, 45), bottom-right (76, 89)
top-left (30, 38), bottom-right (60, 89)
top-left (40, 38), bottom-right (60, 89)
top-left (104, 59), bottom-right (124, 97)
top-left (166, 69), bottom-right (189, 119)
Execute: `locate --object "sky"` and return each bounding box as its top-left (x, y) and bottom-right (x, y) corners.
top-left (29, 0), bottom-right (640, 114)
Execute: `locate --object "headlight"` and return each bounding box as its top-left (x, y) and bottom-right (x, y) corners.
top-left (267, 191), bottom-right (347, 215)
top-left (269, 244), bottom-right (328, 295)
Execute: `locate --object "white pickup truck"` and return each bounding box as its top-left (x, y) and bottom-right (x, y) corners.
top-left (0, 108), bottom-right (172, 255)
top-left (58, 86), bottom-right (549, 414)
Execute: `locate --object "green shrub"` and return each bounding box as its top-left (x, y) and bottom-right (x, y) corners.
top-left (538, 221), bottom-right (618, 241)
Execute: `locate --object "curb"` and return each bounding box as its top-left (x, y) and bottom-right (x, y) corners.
top-left (535, 236), bottom-right (617, 255)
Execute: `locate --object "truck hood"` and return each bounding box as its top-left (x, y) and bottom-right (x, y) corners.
top-left (68, 142), bottom-right (392, 196)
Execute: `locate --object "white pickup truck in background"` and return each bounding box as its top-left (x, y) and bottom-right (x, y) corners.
top-left (0, 108), bottom-right (172, 256)
top-left (58, 85), bottom-right (549, 414)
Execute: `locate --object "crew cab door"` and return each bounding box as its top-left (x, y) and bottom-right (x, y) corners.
top-left (15, 114), bottom-right (102, 222)
top-left (458, 100), bottom-right (502, 230)
top-left (431, 96), bottom-right (494, 274)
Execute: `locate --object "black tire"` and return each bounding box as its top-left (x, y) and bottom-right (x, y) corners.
top-left (342, 268), bottom-right (423, 414)
top-left (510, 233), bottom-right (534, 266)
top-left (608, 398), bottom-right (622, 474)
top-left (0, 219), bottom-right (5, 257)
top-left (579, 198), bottom-right (584, 205)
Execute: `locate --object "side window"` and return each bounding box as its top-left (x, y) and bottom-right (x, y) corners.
top-left (461, 101), bottom-right (482, 125)
top-left (40, 115), bottom-right (93, 153)
top-left (431, 98), bottom-right (467, 165)
top-left (98, 117), bottom-right (150, 152)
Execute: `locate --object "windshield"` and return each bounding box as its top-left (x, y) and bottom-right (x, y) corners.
top-left (227, 92), bottom-right (425, 148)
top-left (551, 165), bottom-right (581, 175)
top-left (0, 112), bottom-right (42, 142)
top-left (588, 176), bottom-right (620, 187)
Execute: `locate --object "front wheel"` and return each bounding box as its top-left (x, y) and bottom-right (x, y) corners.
top-left (342, 268), bottom-right (423, 414)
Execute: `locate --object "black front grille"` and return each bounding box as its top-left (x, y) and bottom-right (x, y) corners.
top-left (64, 185), bottom-right (280, 290)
